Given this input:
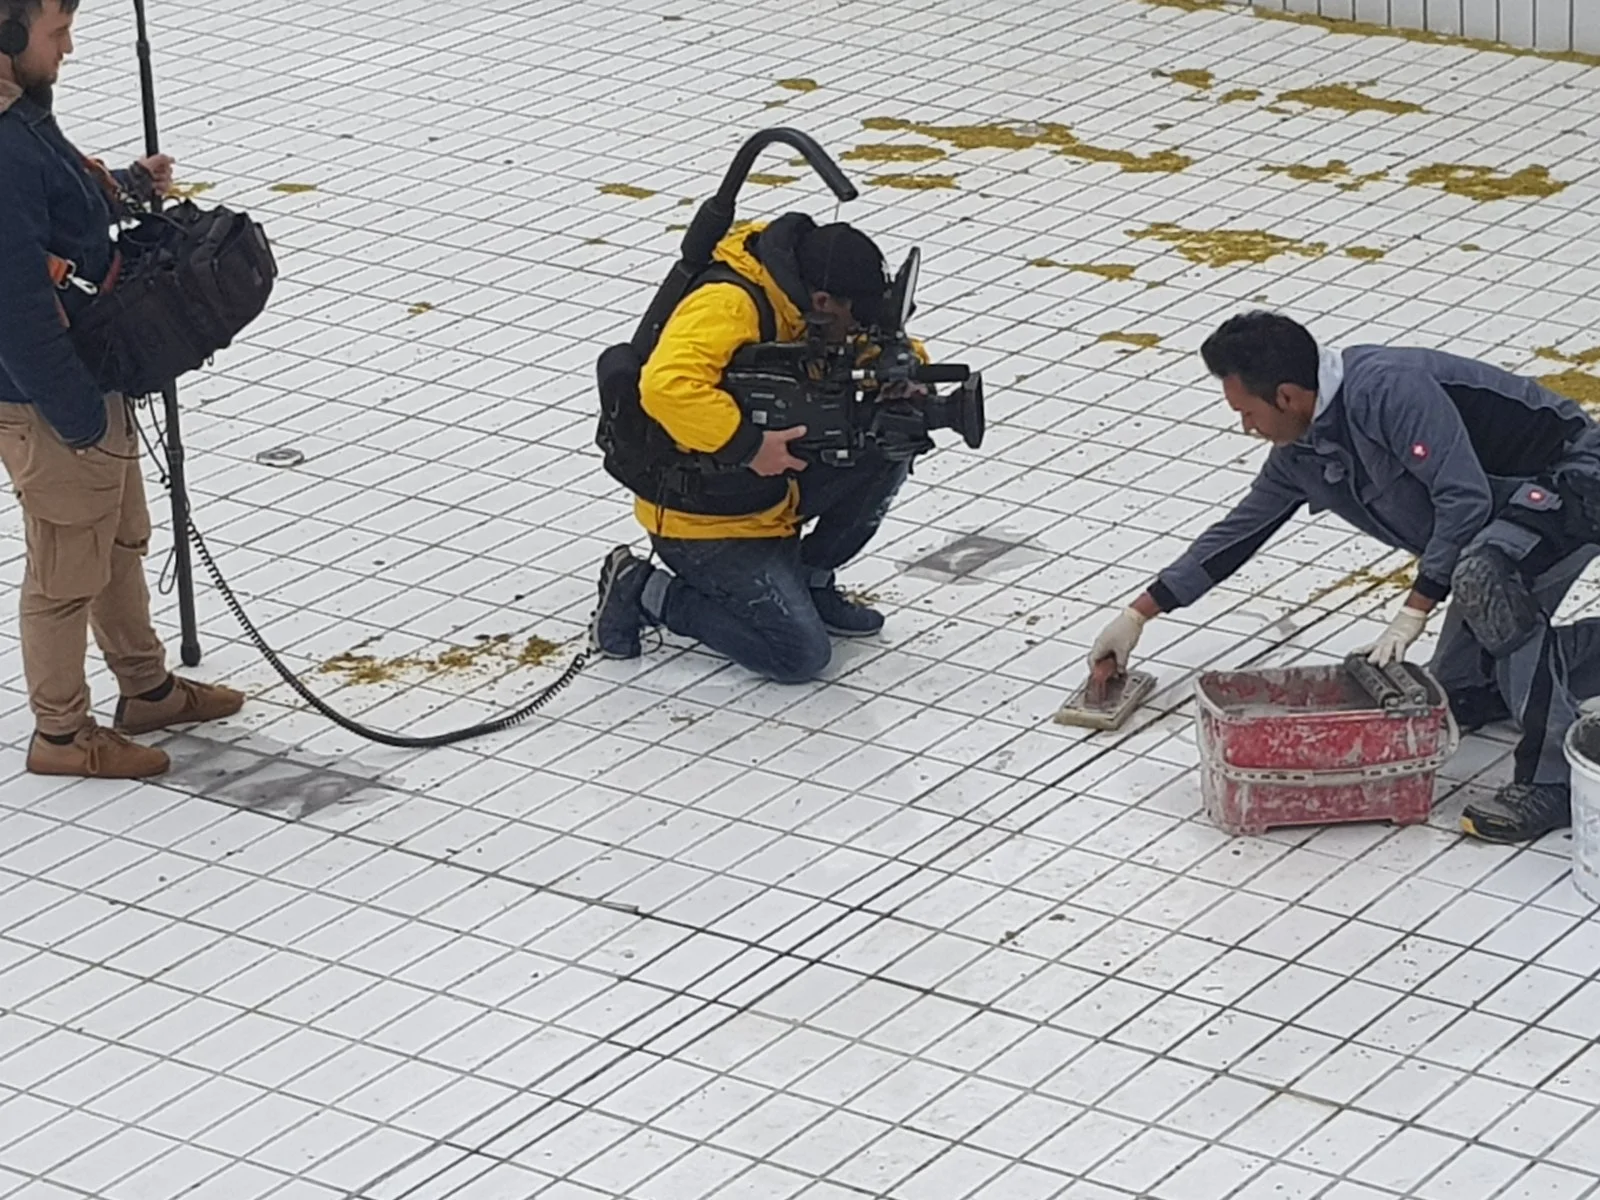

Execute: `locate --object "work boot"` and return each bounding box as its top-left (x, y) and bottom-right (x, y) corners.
top-left (592, 546), bottom-right (653, 659)
top-left (809, 579), bottom-right (885, 637)
top-left (113, 675), bottom-right (245, 736)
top-left (1461, 782), bottom-right (1572, 843)
top-left (1447, 685), bottom-right (1513, 734)
top-left (27, 724), bottom-right (169, 779)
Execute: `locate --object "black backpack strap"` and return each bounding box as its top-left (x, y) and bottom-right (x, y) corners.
top-left (692, 263), bottom-right (777, 343)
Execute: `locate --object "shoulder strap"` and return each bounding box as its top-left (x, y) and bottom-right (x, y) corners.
top-left (693, 263), bottom-right (776, 343)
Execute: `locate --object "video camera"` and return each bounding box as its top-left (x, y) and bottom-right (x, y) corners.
top-left (721, 247), bottom-right (985, 467)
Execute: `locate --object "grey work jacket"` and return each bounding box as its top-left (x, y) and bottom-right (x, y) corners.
top-left (1149, 346), bottom-right (1600, 611)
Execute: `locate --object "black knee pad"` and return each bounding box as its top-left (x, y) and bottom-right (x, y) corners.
top-left (1452, 546), bottom-right (1541, 657)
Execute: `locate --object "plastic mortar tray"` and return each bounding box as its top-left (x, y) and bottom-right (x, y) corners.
top-left (1195, 662), bottom-right (1459, 836)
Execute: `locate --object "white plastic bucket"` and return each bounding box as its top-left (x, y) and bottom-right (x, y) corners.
top-left (1560, 714), bottom-right (1600, 904)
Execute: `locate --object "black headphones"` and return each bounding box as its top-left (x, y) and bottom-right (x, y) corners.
top-left (0, 5), bottom-right (27, 58)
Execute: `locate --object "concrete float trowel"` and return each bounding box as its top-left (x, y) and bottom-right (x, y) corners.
top-left (1055, 656), bottom-right (1157, 731)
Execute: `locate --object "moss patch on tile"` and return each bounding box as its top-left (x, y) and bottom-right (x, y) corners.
top-left (168, 181), bottom-right (215, 200)
top-left (861, 116), bottom-right (1190, 174)
top-left (1097, 331), bottom-right (1163, 349)
top-left (1261, 160), bottom-right (1389, 191)
top-left (1031, 260), bottom-right (1140, 282)
top-left (269, 182), bottom-right (318, 194)
top-left (1537, 344), bottom-right (1600, 367)
top-left (1540, 369), bottom-right (1600, 413)
top-left (841, 143), bottom-right (948, 163)
top-left (868, 173), bottom-right (959, 190)
top-left (1406, 163), bottom-right (1567, 202)
top-left (1127, 223), bottom-right (1327, 268)
top-left (320, 633), bottom-right (567, 685)
top-left (1136, 0), bottom-right (1600, 69)
top-left (405, 301), bottom-right (434, 317)
top-left (599, 182), bottom-right (657, 199)
top-left (1155, 68), bottom-right (1213, 90)
top-left (1344, 246), bottom-right (1387, 260)
top-left (1307, 560), bottom-right (1417, 603)
top-left (777, 78), bottom-right (819, 92)
top-left (1220, 88), bottom-right (1261, 103)
top-left (1276, 82), bottom-right (1424, 116)
top-left (748, 173), bottom-right (799, 186)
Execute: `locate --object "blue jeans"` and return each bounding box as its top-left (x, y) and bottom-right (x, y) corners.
top-left (650, 454), bottom-right (908, 683)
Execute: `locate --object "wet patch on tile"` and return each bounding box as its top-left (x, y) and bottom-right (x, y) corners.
top-left (158, 732), bottom-right (393, 819)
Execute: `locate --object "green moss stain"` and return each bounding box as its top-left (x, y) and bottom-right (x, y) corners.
top-left (777, 78), bottom-right (819, 92)
top-left (747, 173), bottom-right (799, 186)
top-left (861, 116), bottom-right (1189, 174)
top-left (269, 182), bottom-right (318, 194)
top-left (868, 173), bottom-right (959, 190)
top-left (841, 143), bottom-right (948, 163)
top-left (1307, 561), bottom-right (1417, 603)
top-left (1344, 246), bottom-right (1387, 260)
top-left (1031, 260), bottom-right (1139, 282)
top-left (405, 301), bottom-right (434, 317)
top-left (168, 181), bottom-right (215, 199)
top-left (599, 182), bottom-right (657, 199)
top-left (1537, 344), bottom-right (1600, 367)
top-left (1276, 82), bottom-right (1424, 116)
top-left (1407, 163), bottom-right (1567, 201)
top-left (320, 633), bottom-right (567, 685)
top-left (1542, 370), bottom-right (1600, 413)
top-left (1097, 331), bottom-right (1163, 349)
top-left (1262, 160), bottom-right (1389, 191)
top-left (1127, 223), bottom-right (1327, 268)
top-left (1155, 68), bottom-right (1213, 90)
top-left (1220, 88), bottom-right (1261, 103)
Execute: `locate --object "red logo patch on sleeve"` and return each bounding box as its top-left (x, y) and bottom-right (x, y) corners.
top-left (1411, 443), bottom-right (1429, 459)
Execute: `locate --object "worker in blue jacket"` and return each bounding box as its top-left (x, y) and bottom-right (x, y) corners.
top-left (1091, 310), bottom-right (1600, 844)
top-left (0, 0), bottom-right (242, 780)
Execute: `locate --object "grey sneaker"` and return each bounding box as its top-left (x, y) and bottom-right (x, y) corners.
top-left (1462, 782), bottom-right (1571, 843)
top-left (591, 546), bottom-right (652, 659)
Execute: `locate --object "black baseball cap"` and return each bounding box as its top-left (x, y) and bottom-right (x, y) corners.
top-left (797, 222), bottom-right (890, 328)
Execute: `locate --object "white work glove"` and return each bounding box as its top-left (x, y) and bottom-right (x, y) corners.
top-left (1364, 605), bottom-right (1428, 667)
top-left (1089, 606), bottom-right (1148, 672)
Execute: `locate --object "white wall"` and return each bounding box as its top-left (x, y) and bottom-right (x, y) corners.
top-left (1249, 0), bottom-right (1600, 54)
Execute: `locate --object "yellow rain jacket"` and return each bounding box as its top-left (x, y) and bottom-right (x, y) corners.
top-left (635, 223), bottom-right (809, 540)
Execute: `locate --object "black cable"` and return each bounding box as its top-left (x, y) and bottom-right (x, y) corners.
top-left (130, 401), bottom-right (590, 749)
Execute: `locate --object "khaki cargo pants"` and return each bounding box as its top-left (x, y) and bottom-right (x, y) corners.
top-left (0, 395), bottom-right (169, 736)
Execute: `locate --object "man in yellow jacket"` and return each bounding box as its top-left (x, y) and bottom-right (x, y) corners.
top-left (592, 215), bottom-right (911, 683)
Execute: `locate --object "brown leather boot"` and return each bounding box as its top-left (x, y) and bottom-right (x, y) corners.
top-left (113, 675), bottom-right (246, 736)
top-left (27, 724), bottom-right (170, 779)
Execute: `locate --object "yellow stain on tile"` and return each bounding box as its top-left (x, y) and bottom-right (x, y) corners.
top-left (868, 173), bottom-right (959, 190)
top-left (1127, 223), bottom-right (1328, 268)
top-left (599, 182), bottom-right (657, 199)
top-left (747, 173), bottom-right (799, 186)
top-left (1136, 0), bottom-right (1600, 69)
top-left (1261, 160), bottom-right (1389, 191)
top-left (1030, 260), bottom-right (1139, 282)
top-left (1307, 560), bottom-right (1417, 603)
top-left (269, 182), bottom-right (318, 194)
top-left (319, 634), bottom-right (566, 685)
top-left (1460, 243), bottom-right (1482, 252)
top-left (1540, 369), bottom-right (1600, 413)
top-left (1220, 88), bottom-right (1262, 103)
top-left (861, 116), bottom-right (1190, 174)
top-left (1406, 163), bottom-right (1567, 201)
top-left (168, 181), bottom-right (215, 199)
top-left (841, 143), bottom-right (948, 163)
top-left (1536, 344), bottom-right (1600, 367)
top-left (777, 77), bottom-right (819, 92)
top-left (763, 99), bottom-right (787, 109)
top-left (1155, 68), bottom-right (1213, 90)
top-left (665, 223), bottom-right (689, 232)
top-left (1097, 331), bottom-right (1163, 349)
top-left (1277, 82), bottom-right (1424, 116)
top-left (1344, 246), bottom-right (1387, 260)
top-left (405, 301), bottom-right (434, 317)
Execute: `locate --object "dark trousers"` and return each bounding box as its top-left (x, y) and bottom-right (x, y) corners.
top-left (1432, 510), bottom-right (1600, 786)
top-left (650, 455), bottom-right (908, 683)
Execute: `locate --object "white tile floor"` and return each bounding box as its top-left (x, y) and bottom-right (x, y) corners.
top-left (3, 0), bottom-right (1600, 1197)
